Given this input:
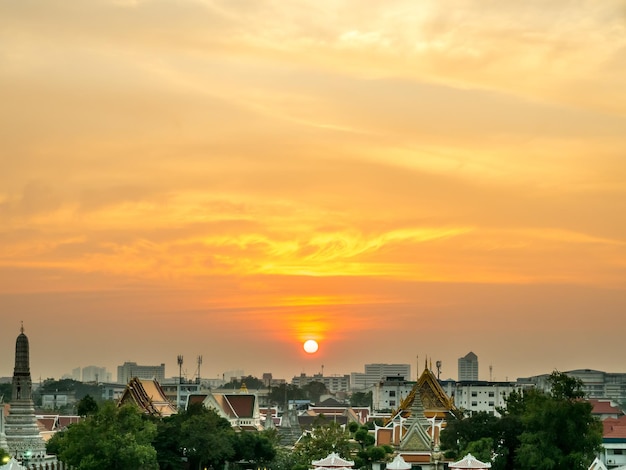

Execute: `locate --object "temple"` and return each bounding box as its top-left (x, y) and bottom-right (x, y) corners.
top-left (375, 361), bottom-right (459, 467)
top-left (4, 324), bottom-right (47, 463)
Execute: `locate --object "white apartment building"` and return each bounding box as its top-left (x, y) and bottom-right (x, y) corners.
top-left (117, 361), bottom-right (165, 384)
top-left (291, 373), bottom-right (351, 393)
top-left (518, 369), bottom-right (626, 404)
top-left (441, 380), bottom-right (523, 417)
top-left (371, 375), bottom-right (415, 412)
top-left (351, 363), bottom-right (411, 391)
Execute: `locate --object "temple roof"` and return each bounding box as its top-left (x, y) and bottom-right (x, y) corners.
top-left (118, 378), bottom-right (177, 417)
top-left (312, 452), bottom-right (354, 468)
top-left (386, 455), bottom-right (411, 470)
top-left (449, 453), bottom-right (491, 469)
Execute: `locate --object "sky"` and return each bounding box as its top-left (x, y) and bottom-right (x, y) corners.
top-left (1, 0), bottom-right (625, 385)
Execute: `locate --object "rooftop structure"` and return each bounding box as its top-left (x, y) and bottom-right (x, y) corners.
top-left (118, 377), bottom-right (177, 417)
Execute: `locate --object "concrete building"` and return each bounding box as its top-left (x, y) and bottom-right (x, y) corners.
top-left (291, 373), bottom-right (351, 394)
top-left (351, 364), bottom-right (411, 391)
top-left (82, 365), bottom-right (111, 383)
top-left (372, 375), bottom-right (415, 412)
top-left (441, 380), bottom-right (522, 417)
top-left (117, 361), bottom-right (165, 384)
top-left (458, 352), bottom-right (478, 381)
top-left (518, 369), bottom-right (626, 404)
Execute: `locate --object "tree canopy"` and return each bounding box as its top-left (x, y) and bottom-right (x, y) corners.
top-left (47, 401), bottom-right (158, 470)
top-left (440, 371), bottom-right (603, 470)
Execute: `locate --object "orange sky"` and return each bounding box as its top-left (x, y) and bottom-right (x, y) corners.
top-left (1, 0), bottom-right (625, 383)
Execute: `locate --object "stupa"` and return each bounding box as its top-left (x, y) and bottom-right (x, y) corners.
top-left (4, 324), bottom-right (46, 462)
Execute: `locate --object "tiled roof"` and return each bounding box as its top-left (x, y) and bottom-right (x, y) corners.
top-left (226, 394), bottom-right (255, 418)
top-left (603, 416), bottom-right (626, 438)
top-left (590, 399), bottom-right (623, 415)
top-left (119, 378), bottom-right (177, 417)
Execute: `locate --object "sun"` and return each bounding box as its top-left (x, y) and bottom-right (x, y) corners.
top-left (303, 339), bottom-right (319, 354)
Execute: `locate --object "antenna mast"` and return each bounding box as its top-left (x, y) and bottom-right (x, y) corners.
top-left (177, 355), bottom-right (184, 384)
top-left (196, 355), bottom-right (203, 384)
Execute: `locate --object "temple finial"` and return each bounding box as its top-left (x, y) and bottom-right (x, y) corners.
top-left (20, 321), bottom-right (24, 334)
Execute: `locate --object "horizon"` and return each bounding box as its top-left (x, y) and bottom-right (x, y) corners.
top-left (1, 1), bottom-right (625, 385)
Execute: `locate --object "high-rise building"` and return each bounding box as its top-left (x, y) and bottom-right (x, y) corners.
top-left (5, 324), bottom-right (47, 462)
top-left (117, 362), bottom-right (165, 384)
top-left (82, 365), bottom-right (111, 383)
top-left (458, 352), bottom-right (479, 381)
top-left (350, 363), bottom-right (411, 390)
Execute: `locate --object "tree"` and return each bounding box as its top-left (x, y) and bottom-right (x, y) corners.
top-left (153, 402), bottom-right (236, 470)
top-left (76, 394), bottom-right (99, 417)
top-left (440, 412), bottom-right (499, 460)
top-left (47, 401), bottom-right (158, 470)
top-left (291, 418), bottom-right (352, 470)
top-left (302, 381), bottom-right (328, 403)
top-left (514, 372), bottom-right (602, 470)
top-left (232, 430), bottom-right (277, 467)
top-left (350, 391), bottom-right (372, 407)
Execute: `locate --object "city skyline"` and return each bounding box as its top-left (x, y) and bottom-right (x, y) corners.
top-left (1, 2), bottom-right (625, 384)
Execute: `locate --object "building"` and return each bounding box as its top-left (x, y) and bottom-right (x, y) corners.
top-left (187, 387), bottom-right (263, 431)
top-left (458, 352), bottom-right (478, 381)
top-left (518, 369), bottom-right (626, 404)
top-left (351, 364), bottom-right (411, 391)
top-left (117, 361), bottom-right (165, 384)
top-left (601, 415), bottom-right (626, 468)
top-left (440, 380), bottom-right (522, 417)
top-left (82, 365), bottom-right (111, 383)
top-left (4, 325), bottom-right (47, 463)
top-left (372, 376), bottom-right (415, 412)
top-left (291, 373), bottom-right (351, 394)
top-left (118, 377), bottom-right (177, 417)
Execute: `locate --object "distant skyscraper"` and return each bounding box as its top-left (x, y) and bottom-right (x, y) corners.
top-left (458, 352), bottom-right (479, 381)
top-left (5, 324), bottom-right (47, 462)
top-left (117, 362), bottom-right (165, 384)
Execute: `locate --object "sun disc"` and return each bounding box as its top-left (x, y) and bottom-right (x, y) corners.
top-left (303, 339), bottom-right (319, 354)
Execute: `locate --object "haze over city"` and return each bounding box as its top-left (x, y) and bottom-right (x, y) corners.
top-left (1, 1), bottom-right (625, 384)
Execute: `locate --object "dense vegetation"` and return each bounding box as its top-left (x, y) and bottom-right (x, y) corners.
top-left (41, 371), bottom-right (603, 470)
top-left (440, 371), bottom-right (603, 470)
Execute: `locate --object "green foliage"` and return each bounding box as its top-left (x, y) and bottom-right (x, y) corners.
top-left (268, 383), bottom-right (307, 406)
top-left (46, 401), bottom-right (158, 470)
top-left (153, 402), bottom-right (236, 470)
top-left (228, 375), bottom-right (265, 390)
top-left (0, 447), bottom-right (10, 465)
top-left (0, 382), bottom-right (12, 402)
top-left (440, 412), bottom-right (499, 460)
top-left (440, 371), bottom-right (602, 470)
top-left (76, 394), bottom-right (99, 417)
top-left (350, 391), bottom-right (372, 407)
top-left (233, 430), bottom-right (277, 466)
top-left (514, 386), bottom-right (602, 469)
top-left (292, 419), bottom-right (352, 468)
top-left (302, 381), bottom-right (328, 403)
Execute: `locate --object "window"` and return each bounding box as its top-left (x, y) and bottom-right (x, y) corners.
top-left (489, 401), bottom-right (494, 406)
top-left (471, 401), bottom-right (478, 406)
top-left (471, 391), bottom-right (477, 397)
top-left (488, 392), bottom-right (495, 397)
top-left (389, 391), bottom-right (396, 397)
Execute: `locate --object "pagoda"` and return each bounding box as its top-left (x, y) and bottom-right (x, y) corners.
top-left (5, 324), bottom-right (46, 463)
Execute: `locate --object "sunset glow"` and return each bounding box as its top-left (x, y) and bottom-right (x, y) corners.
top-left (1, 0), bottom-right (625, 382)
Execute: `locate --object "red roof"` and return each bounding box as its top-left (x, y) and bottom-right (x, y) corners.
top-left (604, 416), bottom-right (626, 438)
top-left (590, 399), bottom-right (623, 416)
